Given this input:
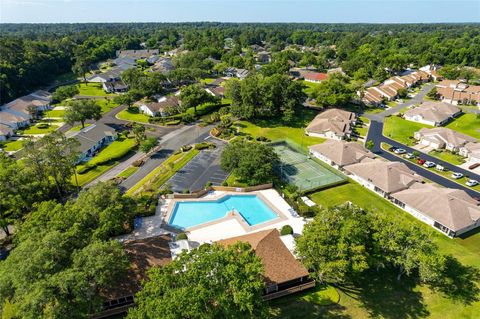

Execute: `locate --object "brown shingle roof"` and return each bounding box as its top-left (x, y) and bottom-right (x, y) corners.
top-left (405, 101), bottom-right (461, 124)
top-left (309, 140), bottom-right (375, 167)
top-left (306, 109), bottom-right (356, 136)
top-left (216, 229), bottom-right (309, 286)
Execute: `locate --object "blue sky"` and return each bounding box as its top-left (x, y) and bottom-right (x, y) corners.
top-left (1, 0), bottom-right (479, 23)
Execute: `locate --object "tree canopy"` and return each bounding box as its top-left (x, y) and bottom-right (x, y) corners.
top-left (64, 99), bottom-right (102, 128)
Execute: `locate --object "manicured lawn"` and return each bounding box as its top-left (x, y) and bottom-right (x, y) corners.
top-left (126, 149), bottom-right (200, 196)
top-left (236, 109), bottom-right (325, 148)
top-left (200, 78), bottom-right (217, 84)
top-left (363, 107), bottom-right (385, 114)
top-left (117, 107), bottom-right (151, 123)
top-left (446, 113), bottom-right (480, 139)
top-left (89, 136), bottom-right (137, 166)
top-left (96, 98), bottom-right (120, 114)
top-left (383, 116), bottom-right (432, 146)
top-left (301, 80), bottom-right (320, 97)
top-left (428, 149), bottom-right (466, 166)
top-left (43, 109), bottom-right (65, 118)
top-left (117, 166), bottom-right (139, 179)
top-left (20, 123), bottom-right (60, 135)
top-left (225, 173), bottom-right (249, 187)
top-left (76, 83), bottom-right (113, 97)
top-left (0, 139), bottom-right (25, 152)
top-left (304, 181), bottom-right (480, 318)
top-left (74, 163), bottom-right (116, 186)
top-left (66, 123), bottom-right (92, 133)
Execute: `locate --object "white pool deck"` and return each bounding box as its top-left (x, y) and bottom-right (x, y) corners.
top-left (117, 188), bottom-right (306, 244)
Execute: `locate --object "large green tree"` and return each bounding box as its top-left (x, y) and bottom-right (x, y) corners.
top-left (64, 99), bottom-right (102, 128)
top-left (127, 242), bottom-right (268, 319)
top-left (313, 73), bottom-right (355, 108)
top-left (180, 84), bottom-right (219, 114)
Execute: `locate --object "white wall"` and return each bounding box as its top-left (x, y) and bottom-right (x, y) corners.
top-left (306, 130), bottom-right (343, 140)
top-left (139, 104), bottom-right (155, 117)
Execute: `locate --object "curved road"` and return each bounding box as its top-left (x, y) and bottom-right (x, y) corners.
top-left (364, 83), bottom-right (480, 198)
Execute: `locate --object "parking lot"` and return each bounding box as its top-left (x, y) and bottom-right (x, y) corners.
top-left (168, 139), bottom-right (229, 192)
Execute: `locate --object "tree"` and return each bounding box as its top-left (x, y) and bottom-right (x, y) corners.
top-left (114, 89), bottom-right (143, 109)
top-left (295, 204), bottom-right (371, 284)
top-left (221, 139), bottom-right (279, 185)
top-left (140, 137), bottom-right (158, 153)
top-left (132, 123), bottom-right (147, 143)
top-left (427, 87), bottom-right (439, 100)
top-left (52, 85), bottom-right (80, 103)
top-left (180, 84), bottom-right (219, 114)
top-left (127, 242), bottom-right (268, 319)
top-left (397, 88), bottom-right (408, 98)
top-left (314, 73), bottom-right (355, 108)
top-left (64, 99), bottom-right (102, 128)
top-left (23, 132), bottom-right (80, 197)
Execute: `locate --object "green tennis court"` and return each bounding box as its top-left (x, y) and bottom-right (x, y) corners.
top-left (271, 141), bottom-right (347, 192)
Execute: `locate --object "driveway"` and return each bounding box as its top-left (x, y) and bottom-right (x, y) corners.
top-left (168, 138), bottom-right (229, 192)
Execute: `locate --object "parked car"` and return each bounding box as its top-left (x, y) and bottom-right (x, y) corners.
top-left (389, 146), bottom-right (397, 152)
top-left (405, 153), bottom-right (414, 159)
top-left (417, 158), bottom-right (426, 165)
top-left (423, 161), bottom-right (436, 168)
top-left (451, 172), bottom-right (464, 179)
top-left (394, 148), bottom-right (406, 154)
top-left (466, 179), bottom-right (479, 187)
top-left (435, 164), bottom-right (445, 171)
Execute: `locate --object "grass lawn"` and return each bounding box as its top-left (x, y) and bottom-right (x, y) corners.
top-left (225, 173), bottom-right (249, 187)
top-left (446, 114), bottom-right (480, 140)
top-left (96, 98), bottom-right (120, 114)
top-left (66, 123), bottom-right (92, 133)
top-left (76, 83), bottom-right (114, 97)
top-left (127, 149), bottom-right (200, 196)
top-left (428, 149), bottom-right (466, 166)
top-left (0, 139), bottom-right (25, 152)
top-left (43, 109), bottom-right (65, 118)
top-left (363, 107), bottom-right (385, 115)
top-left (301, 80), bottom-right (321, 97)
top-left (117, 166), bottom-right (139, 179)
top-left (383, 116), bottom-right (432, 146)
top-left (236, 109), bottom-right (325, 148)
top-left (200, 78), bottom-right (217, 84)
top-left (20, 123), bottom-right (60, 135)
top-left (74, 163), bottom-right (116, 186)
top-left (117, 107), bottom-right (151, 123)
top-left (89, 136), bottom-right (137, 166)
top-left (304, 181), bottom-right (480, 319)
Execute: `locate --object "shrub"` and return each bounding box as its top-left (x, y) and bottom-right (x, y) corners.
top-left (132, 159), bottom-right (144, 167)
top-left (211, 127), bottom-right (220, 137)
top-left (256, 136), bottom-right (271, 142)
top-left (182, 113), bottom-right (195, 123)
top-left (77, 162), bottom-right (97, 174)
top-left (280, 225), bottom-right (294, 236)
top-left (195, 142), bottom-right (215, 150)
top-left (181, 145), bottom-right (192, 152)
top-left (166, 120), bottom-right (181, 126)
top-left (36, 123), bottom-right (50, 129)
top-left (182, 188), bottom-right (190, 194)
top-left (204, 181), bottom-right (213, 188)
top-left (176, 233), bottom-right (188, 240)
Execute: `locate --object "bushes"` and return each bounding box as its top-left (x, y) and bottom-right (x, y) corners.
top-left (181, 145), bottom-right (192, 152)
top-left (280, 225), bottom-right (293, 236)
top-left (166, 120), bottom-right (181, 126)
top-left (256, 136), bottom-right (271, 142)
top-left (36, 123), bottom-right (50, 129)
top-left (194, 142), bottom-right (216, 150)
top-left (132, 159), bottom-right (144, 167)
top-left (176, 233), bottom-right (188, 240)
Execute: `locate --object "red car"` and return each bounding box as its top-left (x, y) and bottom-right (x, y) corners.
top-left (417, 158), bottom-right (426, 165)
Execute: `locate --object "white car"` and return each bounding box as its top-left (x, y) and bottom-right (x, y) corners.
top-left (405, 153), bottom-right (414, 159)
top-left (394, 148), bottom-right (406, 154)
top-left (451, 172), bottom-right (464, 179)
top-left (466, 179), bottom-right (479, 187)
top-left (423, 161), bottom-right (435, 168)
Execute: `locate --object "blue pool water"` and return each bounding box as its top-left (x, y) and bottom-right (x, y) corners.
top-left (169, 194), bottom-right (278, 229)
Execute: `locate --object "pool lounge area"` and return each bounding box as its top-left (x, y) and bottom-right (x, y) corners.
top-left (165, 192), bottom-right (288, 232)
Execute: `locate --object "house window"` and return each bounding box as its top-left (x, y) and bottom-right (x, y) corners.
top-left (433, 221), bottom-right (451, 235)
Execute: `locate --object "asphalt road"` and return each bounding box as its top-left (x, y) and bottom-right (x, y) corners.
top-left (168, 138), bottom-right (228, 192)
top-left (364, 83), bottom-right (480, 198)
top-left (120, 124), bottom-right (214, 190)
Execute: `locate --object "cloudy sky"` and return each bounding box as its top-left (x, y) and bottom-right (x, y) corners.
top-left (1, 0), bottom-right (479, 23)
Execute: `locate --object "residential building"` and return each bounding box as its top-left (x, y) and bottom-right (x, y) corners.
top-left (87, 68), bottom-right (124, 83)
top-left (205, 86), bottom-right (225, 98)
top-left (0, 111), bottom-right (30, 130)
top-left (436, 80), bottom-right (480, 107)
top-left (0, 90), bottom-right (52, 129)
top-left (343, 160), bottom-right (423, 198)
top-left (151, 57), bottom-right (174, 74)
top-left (102, 80), bottom-right (129, 93)
top-left (225, 67), bottom-right (249, 79)
top-left (309, 140), bottom-right (375, 170)
top-left (69, 123), bottom-right (118, 162)
top-left (116, 49), bottom-right (159, 59)
top-left (305, 108), bottom-right (356, 140)
top-left (303, 71), bottom-right (328, 83)
top-left (137, 95), bottom-right (180, 117)
top-left (404, 101), bottom-right (461, 126)
top-left (459, 142), bottom-right (480, 163)
top-left (391, 183), bottom-right (480, 237)
top-left (216, 229), bottom-right (313, 297)
top-left (414, 127), bottom-right (477, 152)
top-left (0, 123), bottom-right (14, 141)
top-left (256, 51), bottom-right (271, 63)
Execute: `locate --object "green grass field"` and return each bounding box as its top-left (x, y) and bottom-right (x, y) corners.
top-left (117, 107), bottom-right (151, 123)
top-left (428, 149), bottom-right (466, 165)
top-left (88, 137), bottom-right (137, 166)
top-left (96, 98), bottom-right (120, 114)
top-left (0, 139), bottom-right (25, 152)
top-left (301, 80), bottom-right (321, 97)
top-left (117, 166), bottom-right (139, 179)
top-left (304, 180), bottom-right (480, 319)
top-left (74, 163), bottom-right (116, 186)
top-left (446, 114), bottom-right (480, 139)
top-left (66, 123), bottom-right (92, 133)
top-left (43, 108), bottom-right (65, 118)
top-left (236, 110), bottom-right (325, 148)
top-left (76, 83), bottom-right (113, 97)
top-left (20, 123), bottom-right (60, 135)
top-left (383, 116), bottom-right (432, 146)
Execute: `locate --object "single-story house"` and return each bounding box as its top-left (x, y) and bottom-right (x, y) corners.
top-left (216, 229), bottom-right (313, 297)
top-left (305, 108), bottom-right (356, 140)
top-left (436, 80), bottom-right (480, 107)
top-left (0, 123), bottom-right (14, 141)
top-left (116, 49), bottom-right (159, 59)
top-left (205, 86), bottom-right (225, 98)
top-left (103, 80), bottom-right (128, 93)
top-left (87, 67), bottom-right (123, 83)
top-left (303, 72), bottom-right (328, 83)
top-left (151, 57), bottom-right (174, 74)
top-left (404, 101), bottom-right (461, 126)
top-left (414, 127), bottom-right (477, 153)
top-left (256, 51), bottom-right (272, 63)
top-left (100, 234), bottom-right (172, 316)
top-left (0, 111), bottom-right (30, 129)
top-left (224, 67), bottom-right (249, 79)
top-left (70, 123), bottom-right (118, 162)
top-left (137, 95), bottom-right (180, 117)
top-left (391, 182), bottom-right (480, 237)
top-left (1, 90), bottom-right (52, 117)
top-left (459, 142), bottom-right (480, 163)
top-left (309, 140), bottom-right (376, 170)
top-left (343, 160), bottom-right (423, 198)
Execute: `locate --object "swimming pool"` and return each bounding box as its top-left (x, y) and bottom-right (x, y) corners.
top-left (168, 194), bottom-right (278, 229)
